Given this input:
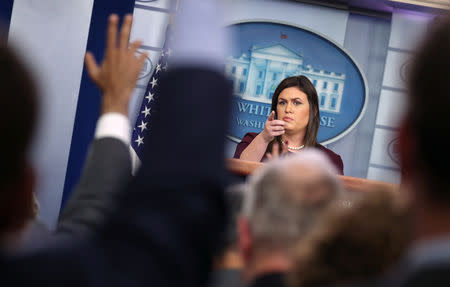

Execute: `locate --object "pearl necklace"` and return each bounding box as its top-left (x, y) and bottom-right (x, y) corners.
top-left (281, 141), bottom-right (304, 150)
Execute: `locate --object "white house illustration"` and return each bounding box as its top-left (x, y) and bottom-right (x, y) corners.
top-left (226, 44), bottom-right (346, 114)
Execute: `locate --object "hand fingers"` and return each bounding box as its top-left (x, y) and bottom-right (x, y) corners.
top-left (269, 120), bottom-right (285, 126)
top-left (281, 140), bottom-right (289, 154)
top-left (129, 40), bottom-right (142, 56)
top-left (120, 14), bottom-right (133, 51)
top-left (267, 111), bottom-right (275, 121)
top-left (137, 50), bottom-right (148, 66)
top-left (269, 126), bottom-right (285, 132)
top-left (272, 142), bottom-right (279, 158)
top-left (266, 153), bottom-right (272, 160)
top-left (85, 52), bottom-right (100, 81)
top-left (134, 52), bottom-right (148, 76)
top-left (106, 14), bottom-right (119, 56)
top-left (272, 131), bottom-right (285, 136)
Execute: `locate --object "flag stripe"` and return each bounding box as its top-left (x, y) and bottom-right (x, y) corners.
top-left (61, 0), bottom-right (136, 210)
top-left (0, 0), bottom-right (14, 35)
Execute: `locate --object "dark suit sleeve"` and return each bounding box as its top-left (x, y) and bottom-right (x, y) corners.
top-left (57, 137), bottom-right (131, 237)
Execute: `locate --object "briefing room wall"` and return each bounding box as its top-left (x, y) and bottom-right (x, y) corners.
top-left (367, 11), bottom-right (433, 184)
top-left (8, 0), bottom-right (94, 228)
top-left (221, 0), bottom-right (349, 45)
top-left (327, 14), bottom-right (390, 179)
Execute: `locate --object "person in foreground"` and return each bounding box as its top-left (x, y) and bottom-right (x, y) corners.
top-left (0, 16), bottom-right (133, 252)
top-left (385, 16), bottom-right (450, 287)
top-left (0, 39), bottom-right (38, 252)
top-left (0, 0), bottom-right (232, 286)
top-left (208, 185), bottom-right (245, 287)
top-left (288, 189), bottom-right (410, 287)
top-left (238, 150), bottom-right (343, 287)
top-left (233, 76), bottom-right (343, 175)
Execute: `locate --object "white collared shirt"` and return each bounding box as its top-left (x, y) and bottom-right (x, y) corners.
top-left (94, 113), bottom-right (130, 145)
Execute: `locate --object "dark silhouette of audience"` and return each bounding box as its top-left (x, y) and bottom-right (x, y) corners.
top-left (208, 184), bottom-right (245, 287)
top-left (391, 16), bottom-right (450, 287)
top-left (238, 150), bottom-right (343, 287)
top-left (289, 189), bottom-right (411, 287)
top-left (0, 41), bottom-right (38, 251)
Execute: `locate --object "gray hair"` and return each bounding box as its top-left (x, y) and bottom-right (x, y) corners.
top-left (242, 149), bottom-right (343, 250)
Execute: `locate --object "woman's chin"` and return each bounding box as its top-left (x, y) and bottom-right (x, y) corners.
top-left (284, 127), bottom-right (296, 134)
top-left (284, 126), bottom-right (306, 134)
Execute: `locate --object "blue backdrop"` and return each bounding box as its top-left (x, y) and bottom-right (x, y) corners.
top-left (226, 22), bottom-right (366, 144)
top-left (0, 0), bottom-right (13, 35)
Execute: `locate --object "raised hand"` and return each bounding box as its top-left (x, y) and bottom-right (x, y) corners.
top-left (266, 140), bottom-right (288, 161)
top-left (260, 111), bottom-right (285, 143)
top-left (85, 14), bottom-right (147, 116)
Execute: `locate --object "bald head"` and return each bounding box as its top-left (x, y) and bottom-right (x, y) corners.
top-left (280, 151), bottom-right (340, 208)
top-left (242, 149), bottom-right (342, 251)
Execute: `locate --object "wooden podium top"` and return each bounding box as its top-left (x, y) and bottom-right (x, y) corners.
top-left (226, 158), bottom-right (399, 193)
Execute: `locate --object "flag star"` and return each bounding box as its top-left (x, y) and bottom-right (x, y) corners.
top-left (155, 64), bottom-right (162, 74)
top-left (161, 50), bottom-right (165, 57)
top-left (145, 92), bottom-right (154, 103)
top-left (138, 121), bottom-right (148, 132)
top-left (150, 77), bottom-right (158, 88)
top-left (135, 135), bottom-right (144, 146)
top-left (141, 106), bottom-right (151, 117)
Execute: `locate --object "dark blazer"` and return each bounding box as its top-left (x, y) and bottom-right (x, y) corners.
top-left (17, 137), bottom-right (131, 252)
top-left (400, 266), bottom-right (450, 287)
top-left (57, 137), bottom-right (131, 237)
top-left (331, 250), bottom-right (450, 287)
top-left (386, 256), bottom-right (450, 287)
top-left (0, 67), bottom-right (231, 287)
top-left (248, 272), bottom-right (286, 287)
top-left (234, 132), bottom-right (344, 175)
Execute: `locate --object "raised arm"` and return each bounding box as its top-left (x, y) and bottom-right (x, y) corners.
top-left (56, 15), bottom-right (142, 237)
top-left (238, 111), bottom-right (285, 162)
top-left (84, 14), bottom-right (146, 115)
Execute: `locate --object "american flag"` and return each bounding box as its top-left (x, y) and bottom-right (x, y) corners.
top-left (130, 28), bottom-right (171, 172)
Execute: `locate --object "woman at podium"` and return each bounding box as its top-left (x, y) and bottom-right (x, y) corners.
top-left (233, 75), bottom-right (343, 174)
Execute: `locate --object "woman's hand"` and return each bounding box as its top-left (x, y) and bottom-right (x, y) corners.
top-left (260, 111), bottom-right (285, 143)
top-left (266, 141), bottom-right (288, 161)
top-left (85, 14), bottom-right (147, 116)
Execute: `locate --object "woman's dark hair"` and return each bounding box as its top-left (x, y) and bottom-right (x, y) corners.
top-left (266, 75), bottom-right (320, 154)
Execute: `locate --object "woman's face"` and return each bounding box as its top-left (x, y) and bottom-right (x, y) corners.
top-left (276, 87), bottom-right (310, 133)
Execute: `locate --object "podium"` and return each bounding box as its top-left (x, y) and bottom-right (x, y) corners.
top-left (226, 158), bottom-right (399, 193)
